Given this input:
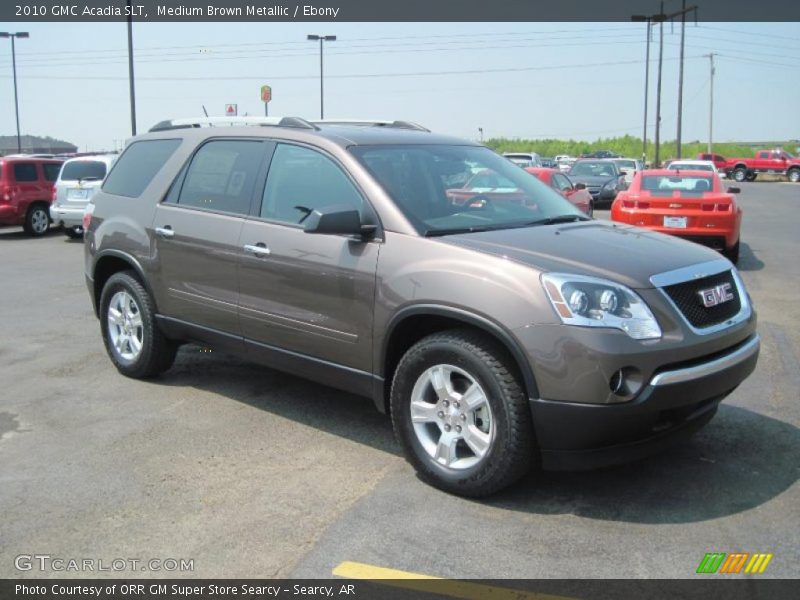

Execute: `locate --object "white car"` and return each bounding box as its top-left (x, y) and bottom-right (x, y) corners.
top-left (666, 159), bottom-right (726, 179)
top-left (555, 155), bottom-right (575, 172)
top-left (611, 158), bottom-right (644, 184)
top-left (50, 154), bottom-right (117, 238)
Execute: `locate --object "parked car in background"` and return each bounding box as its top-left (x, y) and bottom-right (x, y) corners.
top-left (555, 155), bottom-right (576, 172)
top-left (580, 150), bottom-right (620, 159)
top-left (611, 169), bottom-right (742, 263)
top-left (667, 159), bottom-right (725, 179)
top-left (611, 158), bottom-right (643, 184)
top-left (567, 159), bottom-right (627, 207)
top-left (85, 116), bottom-right (759, 497)
top-left (0, 156), bottom-right (63, 236)
top-left (503, 152), bottom-right (542, 168)
top-left (724, 149), bottom-right (800, 183)
top-left (50, 154), bottom-right (117, 239)
top-left (540, 157), bottom-right (557, 169)
top-left (696, 152), bottom-right (727, 171)
top-left (525, 167), bottom-right (593, 216)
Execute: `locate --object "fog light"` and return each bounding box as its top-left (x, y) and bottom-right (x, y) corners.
top-left (609, 367), bottom-right (644, 397)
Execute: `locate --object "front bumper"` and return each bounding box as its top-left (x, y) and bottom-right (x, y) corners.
top-left (531, 333), bottom-right (759, 470)
top-left (50, 204), bottom-right (85, 228)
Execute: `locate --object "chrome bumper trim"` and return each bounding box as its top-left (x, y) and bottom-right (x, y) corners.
top-left (650, 334), bottom-right (760, 386)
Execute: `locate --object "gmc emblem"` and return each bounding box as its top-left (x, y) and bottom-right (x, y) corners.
top-left (698, 283), bottom-right (734, 308)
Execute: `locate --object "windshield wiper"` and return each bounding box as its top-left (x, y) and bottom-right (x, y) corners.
top-left (425, 225), bottom-right (500, 237)
top-left (522, 214), bottom-right (591, 227)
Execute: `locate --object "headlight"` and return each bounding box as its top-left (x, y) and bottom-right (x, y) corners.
top-left (603, 179), bottom-right (618, 190)
top-left (541, 273), bottom-right (662, 340)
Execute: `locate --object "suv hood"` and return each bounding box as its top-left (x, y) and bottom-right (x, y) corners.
top-left (439, 220), bottom-right (724, 289)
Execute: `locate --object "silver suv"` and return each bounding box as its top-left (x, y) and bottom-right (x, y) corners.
top-left (84, 117), bottom-right (759, 497)
top-left (51, 154), bottom-right (117, 238)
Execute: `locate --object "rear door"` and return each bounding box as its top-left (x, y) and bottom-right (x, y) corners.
top-left (11, 162), bottom-right (42, 209)
top-left (152, 138), bottom-right (271, 336)
top-left (237, 142), bottom-right (380, 379)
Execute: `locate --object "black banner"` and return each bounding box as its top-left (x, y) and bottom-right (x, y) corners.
top-left (2, 0), bottom-right (800, 22)
top-left (2, 579), bottom-right (799, 600)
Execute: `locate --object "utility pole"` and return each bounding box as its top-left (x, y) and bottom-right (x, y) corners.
top-left (307, 35), bottom-right (336, 119)
top-left (655, 1), bottom-right (664, 168)
top-left (0, 32), bottom-right (29, 153)
top-left (126, 0), bottom-right (137, 135)
top-left (707, 53), bottom-right (715, 154)
top-left (675, 1), bottom-right (698, 159)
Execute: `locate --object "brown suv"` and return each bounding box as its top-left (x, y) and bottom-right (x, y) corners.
top-left (84, 117), bottom-right (759, 497)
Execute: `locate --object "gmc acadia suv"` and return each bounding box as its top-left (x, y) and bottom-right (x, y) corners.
top-left (84, 117), bottom-right (759, 497)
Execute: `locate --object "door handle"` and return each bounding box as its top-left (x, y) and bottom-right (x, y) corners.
top-left (243, 243), bottom-right (271, 257)
top-left (155, 226), bottom-right (175, 239)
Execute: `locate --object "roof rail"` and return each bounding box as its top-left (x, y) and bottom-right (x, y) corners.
top-left (312, 119), bottom-right (430, 132)
top-left (148, 116), bottom-right (319, 132)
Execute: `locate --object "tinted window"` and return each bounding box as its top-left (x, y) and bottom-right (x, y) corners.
top-left (13, 163), bottom-right (38, 182)
top-left (758, 152), bottom-right (768, 159)
top-left (177, 140), bottom-right (264, 215)
top-left (60, 160), bottom-right (107, 181)
top-left (570, 161), bottom-right (617, 177)
top-left (260, 144), bottom-right (363, 224)
top-left (103, 139), bottom-right (181, 198)
top-left (551, 173), bottom-right (572, 192)
top-left (43, 163), bottom-right (62, 182)
top-left (642, 175), bottom-right (713, 194)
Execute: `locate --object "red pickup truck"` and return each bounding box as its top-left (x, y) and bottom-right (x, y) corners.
top-left (723, 149), bottom-right (800, 183)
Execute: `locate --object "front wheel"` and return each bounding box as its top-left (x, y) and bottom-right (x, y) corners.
top-left (732, 168), bottom-right (748, 183)
top-left (99, 271), bottom-right (177, 379)
top-left (788, 169), bottom-right (800, 183)
top-left (390, 329), bottom-right (536, 497)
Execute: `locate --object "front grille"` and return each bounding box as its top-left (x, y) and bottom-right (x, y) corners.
top-left (663, 270), bottom-right (741, 329)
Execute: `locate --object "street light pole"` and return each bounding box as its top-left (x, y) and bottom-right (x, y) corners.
top-left (307, 34), bottom-right (336, 119)
top-left (707, 53), bottom-right (715, 154)
top-left (1, 32), bottom-right (29, 153)
top-left (654, 1), bottom-right (664, 168)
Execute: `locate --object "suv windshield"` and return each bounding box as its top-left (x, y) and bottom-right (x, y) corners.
top-left (350, 144), bottom-right (584, 235)
top-left (61, 160), bottom-right (107, 181)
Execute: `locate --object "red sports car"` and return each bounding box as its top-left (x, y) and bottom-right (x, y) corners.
top-left (525, 167), bottom-right (593, 216)
top-left (611, 169), bottom-right (742, 263)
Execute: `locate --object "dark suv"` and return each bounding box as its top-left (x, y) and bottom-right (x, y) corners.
top-left (85, 117), bottom-right (759, 497)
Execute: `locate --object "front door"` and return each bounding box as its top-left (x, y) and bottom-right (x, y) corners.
top-left (237, 142), bottom-right (380, 377)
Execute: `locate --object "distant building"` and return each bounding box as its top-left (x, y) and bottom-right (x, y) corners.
top-left (0, 135), bottom-right (78, 156)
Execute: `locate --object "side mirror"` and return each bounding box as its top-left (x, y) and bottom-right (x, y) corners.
top-left (303, 205), bottom-right (375, 238)
top-left (619, 170), bottom-right (628, 176)
top-left (726, 186), bottom-right (741, 194)
top-left (574, 182), bottom-right (586, 190)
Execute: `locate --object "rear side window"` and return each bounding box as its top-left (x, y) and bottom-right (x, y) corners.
top-left (43, 163), bottom-right (62, 182)
top-left (103, 139), bottom-right (181, 198)
top-left (60, 160), bottom-right (107, 182)
top-left (176, 140), bottom-right (265, 215)
top-left (13, 163), bottom-right (38, 182)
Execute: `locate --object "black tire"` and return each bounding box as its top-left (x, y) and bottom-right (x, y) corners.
top-left (99, 270), bottom-right (177, 379)
top-left (745, 172), bottom-right (757, 182)
top-left (788, 168), bottom-right (800, 183)
top-left (390, 329), bottom-right (536, 497)
top-left (724, 240), bottom-right (740, 264)
top-left (23, 203), bottom-right (51, 236)
top-left (732, 167), bottom-right (748, 183)
top-left (64, 226), bottom-right (83, 239)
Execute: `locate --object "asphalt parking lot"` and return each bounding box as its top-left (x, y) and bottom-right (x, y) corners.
top-left (1, 181), bottom-right (798, 580)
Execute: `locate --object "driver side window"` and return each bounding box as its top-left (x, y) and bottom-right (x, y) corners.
top-left (260, 144), bottom-right (363, 225)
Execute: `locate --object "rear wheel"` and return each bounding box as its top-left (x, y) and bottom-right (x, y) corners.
top-left (99, 271), bottom-right (177, 379)
top-left (745, 172), bottom-right (757, 182)
top-left (64, 226), bottom-right (83, 239)
top-left (732, 167), bottom-right (748, 183)
top-left (390, 329), bottom-right (536, 497)
top-left (23, 203), bottom-right (50, 236)
top-left (724, 240), bottom-right (740, 264)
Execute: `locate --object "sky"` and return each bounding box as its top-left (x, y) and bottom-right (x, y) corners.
top-left (0, 18), bottom-right (798, 152)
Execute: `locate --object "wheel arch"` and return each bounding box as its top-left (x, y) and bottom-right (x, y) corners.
top-left (92, 250), bottom-right (157, 318)
top-left (377, 305), bottom-right (540, 414)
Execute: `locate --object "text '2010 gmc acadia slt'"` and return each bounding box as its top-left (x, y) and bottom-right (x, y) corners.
top-left (84, 117), bottom-right (759, 497)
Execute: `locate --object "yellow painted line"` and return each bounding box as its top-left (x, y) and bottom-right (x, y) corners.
top-left (332, 561), bottom-right (578, 600)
